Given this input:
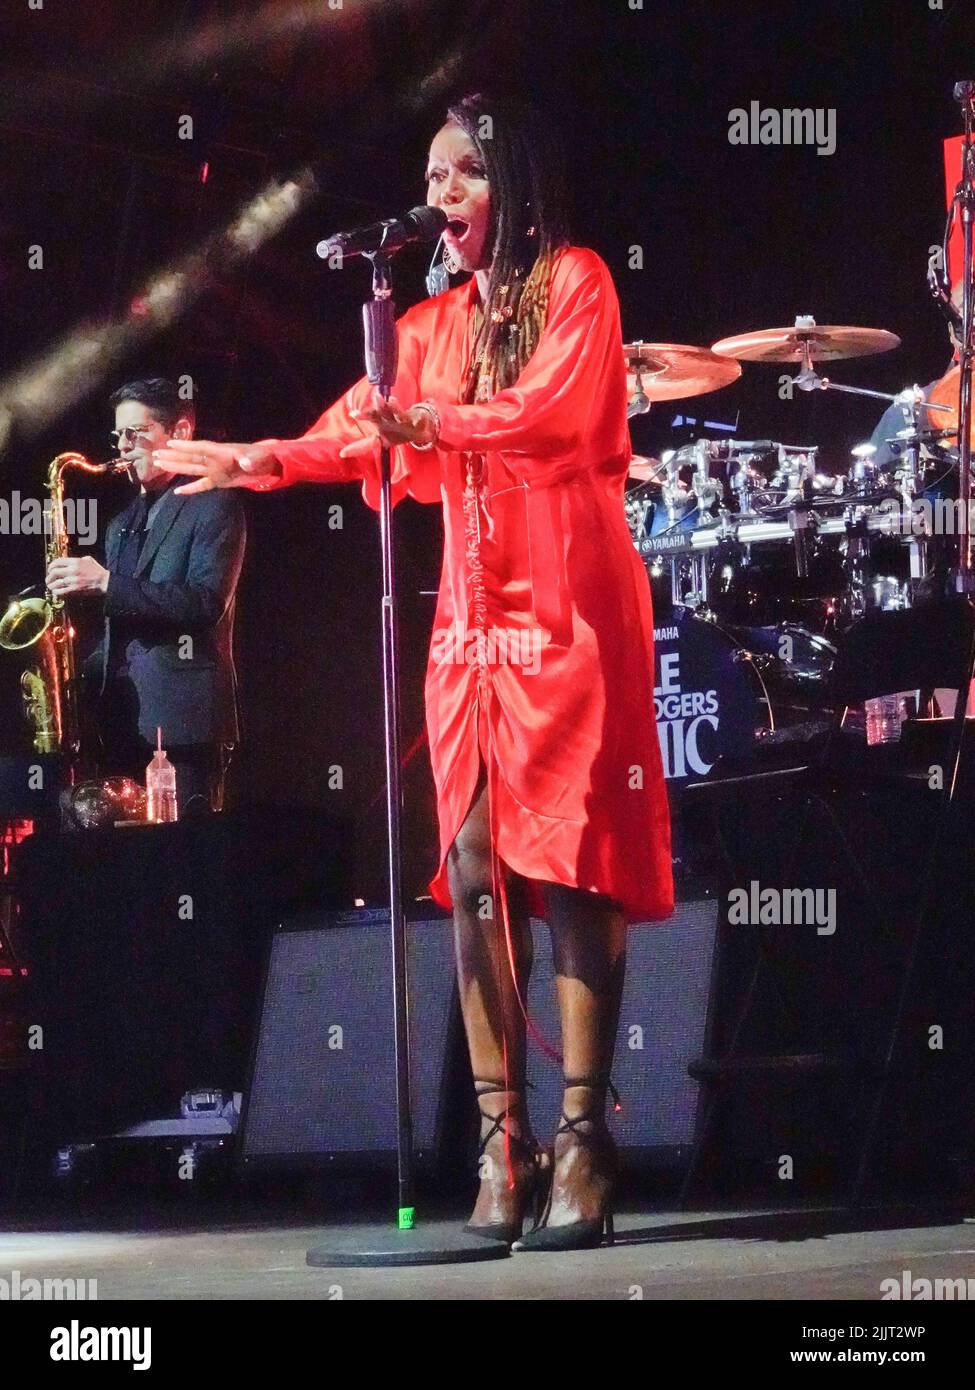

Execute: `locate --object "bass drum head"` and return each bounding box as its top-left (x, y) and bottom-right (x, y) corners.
top-left (653, 607), bottom-right (771, 790)
top-left (727, 621), bottom-right (837, 730)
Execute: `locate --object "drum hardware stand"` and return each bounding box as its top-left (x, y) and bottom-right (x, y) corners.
top-left (787, 489), bottom-right (816, 581)
top-left (771, 444), bottom-right (816, 498)
top-left (662, 461), bottom-right (690, 525)
top-left (305, 247), bottom-right (507, 1268)
top-left (850, 80), bottom-right (975, 1208)
top-left (689, 440), bottom-right (724, 523)
top-left (624, 345), bottom-right (655, 418)
top-left (891, 445), bottom-right (932, 594)
top-left (681, 552), bottom-right (711, 610)
top-left (626, 369), bottom-right (652, 419)
top-left (792, 345), bottom-right (956, 416)
top-left (839, 512), bottom-right (875, 625)
top-left (730, 459), bottom-right (761, 515)
top-left (907, 536), bottom-right (929, 589)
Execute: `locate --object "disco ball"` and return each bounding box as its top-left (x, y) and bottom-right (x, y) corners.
top-left (68, 778), bottom-right (146, 830)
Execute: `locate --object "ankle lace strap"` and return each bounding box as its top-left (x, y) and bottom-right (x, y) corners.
top-left (563, 1074), bottom-right (621, 1109)
top-left (472, 1081), bottom-right (535, 1161)
top-left (558, 1074), bottom-right (621, 1135)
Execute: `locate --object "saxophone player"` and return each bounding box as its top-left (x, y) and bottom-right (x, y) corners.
top-left (46, 378), bottom-right (246, 814)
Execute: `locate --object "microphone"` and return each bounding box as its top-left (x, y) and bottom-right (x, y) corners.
top-left (316, 205), bottom-right (447, 261)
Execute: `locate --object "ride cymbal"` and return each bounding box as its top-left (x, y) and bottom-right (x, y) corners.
top-left (711, 319), bottom-right (900, 364)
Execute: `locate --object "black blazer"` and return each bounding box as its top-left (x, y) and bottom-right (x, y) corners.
top-left (85, 487), bottom-right (247, 746)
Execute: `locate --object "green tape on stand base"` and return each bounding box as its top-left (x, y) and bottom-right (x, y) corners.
top-left (398, 1207), bottom-right (415, 1231)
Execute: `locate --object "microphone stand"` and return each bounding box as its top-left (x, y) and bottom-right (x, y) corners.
top-left (364, 250), bottom-right (414, 1234)
top-left (306, 247), bottom-right (507, 1268)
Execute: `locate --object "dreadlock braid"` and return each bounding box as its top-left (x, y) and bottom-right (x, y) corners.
top-left (445, 94), bottom-right (571, 405)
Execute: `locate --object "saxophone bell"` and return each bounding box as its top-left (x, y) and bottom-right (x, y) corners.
top-left (0, 451), bottom-right (124, 757)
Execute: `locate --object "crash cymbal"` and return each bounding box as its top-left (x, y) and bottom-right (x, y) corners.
top-left (623, 341), bottom-right (742, 402)
top-left (627, 454), bottom-right (666, 482)
top-left (711, 318), bottom-right (900, 364)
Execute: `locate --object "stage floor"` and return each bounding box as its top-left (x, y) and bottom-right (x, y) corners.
top-left (2, 1207), bottom-right (973, 1300)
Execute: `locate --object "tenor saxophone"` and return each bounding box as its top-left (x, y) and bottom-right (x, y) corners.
top-left (0, 452), bottom-right (129, 756)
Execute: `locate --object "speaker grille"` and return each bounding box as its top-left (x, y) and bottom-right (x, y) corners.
top-left (242, 899), bottom-right (718, 1167)
top-left (242, 912), bottom-right (455, 1164)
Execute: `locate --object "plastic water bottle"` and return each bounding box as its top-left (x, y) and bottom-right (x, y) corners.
top-left (864, 694), bottom-right (909, 747)
top-left (146, 726), bottom-right (178, 822)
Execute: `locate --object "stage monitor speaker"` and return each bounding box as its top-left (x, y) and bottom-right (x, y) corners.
top-left (240, 909), bottom-right (457, 1169)
top-left (525, 897), bottom-right (719, 1161)
top-left (241, 897), bottom-right (719, 1172)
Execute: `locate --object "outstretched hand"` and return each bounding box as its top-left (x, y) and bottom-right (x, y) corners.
top-left (339, 389), bottom-right (437, 460)
top-left (153, 391), bottom-right (437, 489)
top-left (152, 441), bottom-right (280, 495)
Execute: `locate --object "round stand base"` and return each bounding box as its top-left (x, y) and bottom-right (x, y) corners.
top-left (306, 1222), bottom-right (511, 1268)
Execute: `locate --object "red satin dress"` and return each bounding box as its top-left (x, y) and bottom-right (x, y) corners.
top-left (254, 246), bottom-right (673, 921)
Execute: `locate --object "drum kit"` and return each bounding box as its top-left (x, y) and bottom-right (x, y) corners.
top-left (624, 320), bottom-right (968, 781)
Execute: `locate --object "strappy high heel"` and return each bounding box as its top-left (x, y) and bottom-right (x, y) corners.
top-left (463, 1081), bottom-right (547, 1246)
top-left (511, 1075), bottom-right (617, 1253)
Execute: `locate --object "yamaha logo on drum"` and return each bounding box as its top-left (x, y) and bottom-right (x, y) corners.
top-left (643, 533), bottom-right (692, 554)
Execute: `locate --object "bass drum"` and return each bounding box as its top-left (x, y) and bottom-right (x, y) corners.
top-left (727, 621), bottom-right (837, 731)
top-left (653, 607), bottom-right (836, 795)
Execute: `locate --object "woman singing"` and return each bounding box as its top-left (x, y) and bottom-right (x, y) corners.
top-left (158, 94), bottom-right (673, 1252)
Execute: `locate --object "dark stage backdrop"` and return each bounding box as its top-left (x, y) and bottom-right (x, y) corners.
top-left (0, 0), bottom-right (972, 899)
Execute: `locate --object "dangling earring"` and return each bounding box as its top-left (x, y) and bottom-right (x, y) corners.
top-left (426, 235), bottom-right (451, 297)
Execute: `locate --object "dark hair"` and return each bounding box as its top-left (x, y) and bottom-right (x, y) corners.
top-left (109, 378), bottom-right (196, 429)
top-left (445, 93), bottom-right (570, 401)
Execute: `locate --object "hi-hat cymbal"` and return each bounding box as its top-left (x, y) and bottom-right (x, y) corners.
top-left (623, 341), bottom-right (742, 402)
top-left (711, 320), bottom-right (900, 364)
